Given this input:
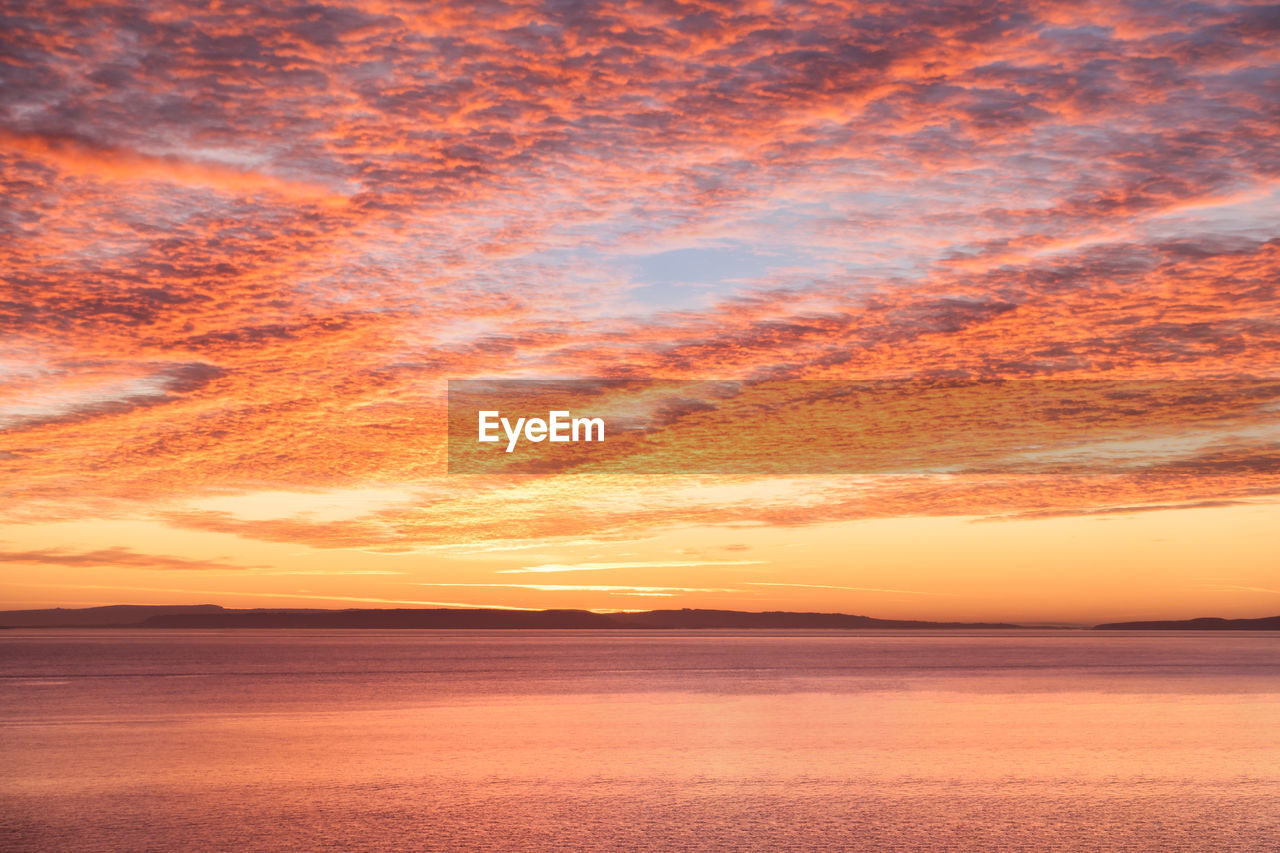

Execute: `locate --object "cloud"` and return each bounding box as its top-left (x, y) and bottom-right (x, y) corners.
top-left (0, 131), bottom-right (352, 202)
top-left (0, 361), bottom-right (225, 431)
top-left (1192, 584), bottom-right (1280, 596)
top-left (498, 560), bottom-right (767, 574)
top-left (413, 583), bottom-right (742, 593)
top-left (746, 582), bottom-right (953, 596)
top-left (0, 546), bottom-right (262, 571)
top-left (0, 0), bottom-right (1276, 550)
top-left (11, 583), bottom-right (539, 610)
top-left (989, 499), bottom-right (1252, 521)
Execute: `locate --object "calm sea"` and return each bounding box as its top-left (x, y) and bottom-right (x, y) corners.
top-left (1, 630), bottom-right (1277, 851)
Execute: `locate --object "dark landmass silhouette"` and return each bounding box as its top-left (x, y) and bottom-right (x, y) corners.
top-left (1094, 615), bottom-right (1280, 630)
top-left (0, 604), bottom-right (227, 627)
top-left (612, 609), bottom-right (1019, 629)
top-left (2, 605), bottom-right (1276, 630)
top-left (0, 604), bottom-right (1019, 629)
top-left (144, 608), bottom-right (623, 629)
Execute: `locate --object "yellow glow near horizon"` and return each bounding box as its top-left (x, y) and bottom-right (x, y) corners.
top-left (2, 501), bottom-right (1276, 623)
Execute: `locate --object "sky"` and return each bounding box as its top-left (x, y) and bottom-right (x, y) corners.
top-left (1, 0), bottom-right (1277, 622)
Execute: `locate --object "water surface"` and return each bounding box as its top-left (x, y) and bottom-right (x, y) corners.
top-left (2, 630), bottom-right (1277, 851)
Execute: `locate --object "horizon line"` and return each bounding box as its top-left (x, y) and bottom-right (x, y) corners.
top-left (3, 603), bottom-right (1279, 631)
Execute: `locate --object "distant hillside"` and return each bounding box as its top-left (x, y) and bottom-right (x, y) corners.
top-left (142, 608), bottom-right (619, 629)
top-left (0, 604), bottom-right (1020, 630)
top-left (5, 605), bottom-right (1277, 631)
top-left (0, 604), bottom-right (226, 627)
top-left (611, 609), bottom-right (1020, 629)
top-left (1094, 615), bottom-right (1280, 630)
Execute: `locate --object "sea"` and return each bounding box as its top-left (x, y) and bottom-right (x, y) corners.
top-left (1, 629), bottom-right (1277, 851)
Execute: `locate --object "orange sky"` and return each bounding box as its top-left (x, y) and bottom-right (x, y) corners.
top-left (1, 0), bottom-right (1278, 622)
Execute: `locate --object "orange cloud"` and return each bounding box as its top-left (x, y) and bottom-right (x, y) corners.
top-left (1, 0), bottom-right (1277, 613)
